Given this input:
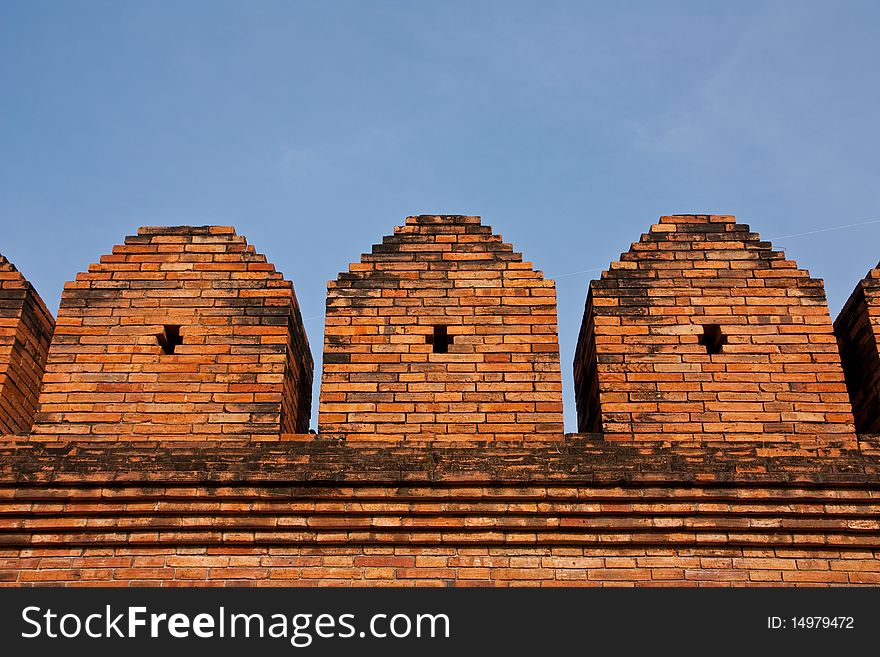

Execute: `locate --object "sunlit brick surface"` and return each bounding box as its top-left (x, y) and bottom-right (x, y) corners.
top-left (1, 437), bottom-right (879, 586)
top-left (1, 218), bottom-right (878, 587)
top-left (319, 215), bottom-right (564, 440)
top-left (0, 256), bottom-right (54, 435)
top-left (574, 215), bottom-right (855, 443)
top-left (32, 227), bottom-right (312, 439)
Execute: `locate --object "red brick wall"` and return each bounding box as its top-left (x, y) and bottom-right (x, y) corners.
top-left (32, 226), bottom-right (312, 439)
top-left (5, 547), bottom-right (878, 587)
top-left (0, 255), bottom-right (54, 435)
top-left (2, 436), bottom-right (879, 587)
top-left (835, 262), bottom-right (880, 433)
top-left (319, 215), bottom-right (563, 441)
top-left (574, 215), bottom-right (856, 443)
top-left (0, 219), bottom-right (877, 588)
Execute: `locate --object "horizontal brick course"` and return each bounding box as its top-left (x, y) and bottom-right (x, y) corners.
top-left (0, 434), bottom-right (878, 585)
top-left (2, 545), bottom-right (878, 587)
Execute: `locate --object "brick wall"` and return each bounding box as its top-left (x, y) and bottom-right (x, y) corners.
top-left (1, 437), bottom-right (879, 586)
top-left (0, 255), bottom-right (54, 435)
top-left (835, 262), bottom-right (880, 433)
top-left (319, 215), bottom-right (563, 441)
top-left (5, 547), bottom-right (878, 586)
top-left (0, 218), bottom-right (878, 588)
top-left (32, 226), bottom-right (312, 439)
top-left (574, 215), bottom-right (855, 443)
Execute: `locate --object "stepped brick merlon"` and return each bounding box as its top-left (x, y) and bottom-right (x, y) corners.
top-left (835, 262), bottom-right (880, 433)
top-left (32, 226), bottom-right (313, 439)
top-left (0, 255), bottom-right (54, 435)
top-left (574, 215), bottom-right (856, 443)
top-left (319, 215), bottom-right (564, 440)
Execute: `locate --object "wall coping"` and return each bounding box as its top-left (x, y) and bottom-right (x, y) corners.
top-left (2, 434), bottom-right (878, 487)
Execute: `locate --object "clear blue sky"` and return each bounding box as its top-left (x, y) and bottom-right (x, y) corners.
top-left (2, 0), bottom-right (879, 431)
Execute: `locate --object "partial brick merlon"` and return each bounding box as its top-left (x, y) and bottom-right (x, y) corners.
top-left (137, 225), bottom-right (237, 237)
top-left (0, 254), bottom-right (55, 435)
top-left (0, 257), bottom-right (46, 302)
top-left (834, 261), bottom-right (880, 433)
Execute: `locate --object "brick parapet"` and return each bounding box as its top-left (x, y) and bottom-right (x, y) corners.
top-left (0, 217), bottom-right (878, 587)
top-left (0, 255), bottom-right (55, 435)
top-left (1, 435), bottom-right (879, 586)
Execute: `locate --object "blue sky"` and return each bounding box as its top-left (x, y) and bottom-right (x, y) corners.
top-left (2, 0), bottom-right (879, 431)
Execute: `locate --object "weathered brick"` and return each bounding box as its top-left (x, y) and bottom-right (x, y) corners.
top-left (574, 215), bottom-right (856, 443)
top-left (32, 227), bottom-right (313, 439)
top-left (834, 262), bottom-right (880, 433)
top-left (319, 216), bottom-right (563, 440)
top-left (1, 218), bottom-right (878, 589)
top-left (0, 255), bottom-right (54, 435)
